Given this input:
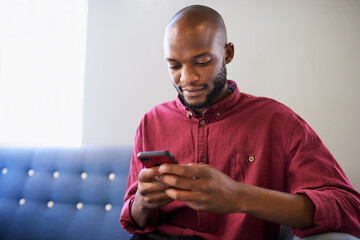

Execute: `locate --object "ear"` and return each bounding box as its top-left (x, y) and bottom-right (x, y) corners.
top-left (224, 42), bottom-right (234, 64)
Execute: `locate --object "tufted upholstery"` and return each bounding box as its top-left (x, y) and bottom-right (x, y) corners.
top-left (0, 146), bottom-right (132, 240)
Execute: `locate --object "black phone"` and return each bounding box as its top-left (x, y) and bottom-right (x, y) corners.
top-left (137, 151), bottom-right (178, 168)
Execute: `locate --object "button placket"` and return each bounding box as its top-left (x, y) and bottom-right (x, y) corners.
top-left (196, 118), bottom-right (208, 165)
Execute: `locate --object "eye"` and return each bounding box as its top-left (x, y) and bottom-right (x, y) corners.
top-left (195, 59), bottom-right (212, 67)
top-left (168, 64), bottom-right (181, 70)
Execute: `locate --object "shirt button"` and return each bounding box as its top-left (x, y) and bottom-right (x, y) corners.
top-left (249, 156), bottom-right (255, 162)
top-left (200, 120), bottom-right (206, 125)
top-left (216, 112), bottom-right (221, 117)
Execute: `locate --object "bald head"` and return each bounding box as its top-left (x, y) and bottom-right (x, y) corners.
top-left (163, 5), bottom-right (234, 113)
top-left (165, 5), bottom-right (228, 47)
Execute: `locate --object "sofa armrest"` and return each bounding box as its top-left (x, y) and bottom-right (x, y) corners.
top-left (279, 225), bottom-right (359, 240)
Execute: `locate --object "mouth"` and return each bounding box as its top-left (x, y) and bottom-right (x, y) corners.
top-left (182, 87), bottom-right (206, 98)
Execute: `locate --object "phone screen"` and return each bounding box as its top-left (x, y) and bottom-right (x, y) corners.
top-left (137, 151), bottom-right (178, 168)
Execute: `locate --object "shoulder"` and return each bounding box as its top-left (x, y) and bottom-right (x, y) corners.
top-left (239, 92), bottom-right (297, 119)
top-left (242, 94), bottom-right (319, 146)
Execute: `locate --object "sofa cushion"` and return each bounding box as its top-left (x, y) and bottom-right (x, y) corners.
top-left (0, 146), bottom-right (132, 240)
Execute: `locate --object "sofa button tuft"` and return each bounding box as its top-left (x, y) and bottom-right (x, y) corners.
top-left (81, 172), bottom-right (88, 180)
top-left (19, 198), bottom-right (26, 205)
top-left (47, 201), bottom-right (54, 208)
top-left (2, 168), bottom-right (8, 175)
top-left (108, 173), bottom-right (116, 181)
top-left (76, 202), bottom-right (83, 210)
top-left (53, 171), bottom-right (60, 178)
top-left (28, 169), bottom-right (35, 176)
top-left (105, 203), bottom-right (112, 211)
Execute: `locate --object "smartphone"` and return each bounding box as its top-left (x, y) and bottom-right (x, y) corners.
top-left (137, 150), bottom-right (178, 168)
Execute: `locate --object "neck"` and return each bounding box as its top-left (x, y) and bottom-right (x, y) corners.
top-left (193, 84), bottom-right (232, 115)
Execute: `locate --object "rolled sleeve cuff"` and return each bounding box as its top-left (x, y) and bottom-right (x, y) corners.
top-left (120, 196), bottom-right (159, 235)
top-left (291, 190), bottom-right (341, 237)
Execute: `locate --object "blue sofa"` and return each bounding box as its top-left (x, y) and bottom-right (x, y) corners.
top-left (0, 147), bottom-right (358, 240)
top-left (0, 146), bottom-right (132, 240)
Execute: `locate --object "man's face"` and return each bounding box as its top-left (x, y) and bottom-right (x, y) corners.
top-left (164, 25), bottom-right (227, 110)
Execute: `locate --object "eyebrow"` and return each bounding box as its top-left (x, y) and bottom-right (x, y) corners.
top-left (166, 52), bottom-right (212, 62)
top-left (193, 52), bottom-right (212, 59)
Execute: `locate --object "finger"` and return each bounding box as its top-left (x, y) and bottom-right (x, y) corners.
top-left (139, 191), bottom-right (173, 209)
top-left (138, 167), bottom-right (160, 182)
top-left (158, 163), bottom-right (209, 178)
top-left (138, 180), bottom-right (168, 195)
top-left (160, 174), bottom-right (196, 190)
top-left (142, 191), bottom-right (173, 204)
top-left (165, 188), bottom-right (204, 202)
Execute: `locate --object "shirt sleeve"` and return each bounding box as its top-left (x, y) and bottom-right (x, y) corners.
top-left (120, 123), bottom-right (160, 234)
top-left (285, 114), bottom-right (360, 238)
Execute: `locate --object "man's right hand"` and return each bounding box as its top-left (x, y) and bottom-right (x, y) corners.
top-left (131, 167), bottom-right (173, 229)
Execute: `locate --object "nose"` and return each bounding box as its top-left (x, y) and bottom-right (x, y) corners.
top-left (180, 65), bottom-right (198, 84)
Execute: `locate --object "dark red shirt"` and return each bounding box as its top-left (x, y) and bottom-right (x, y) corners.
top-left (120, 80), bottom-right (360, 239)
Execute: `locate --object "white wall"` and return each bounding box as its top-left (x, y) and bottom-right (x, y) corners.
top-left (82, 0), bottom-right (360, 190)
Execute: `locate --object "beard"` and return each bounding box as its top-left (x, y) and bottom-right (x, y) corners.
top-left (174, 61), bottom-right (227, 110)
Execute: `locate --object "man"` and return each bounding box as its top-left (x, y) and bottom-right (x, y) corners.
top-left (120, 5), bottom-right (360, 240)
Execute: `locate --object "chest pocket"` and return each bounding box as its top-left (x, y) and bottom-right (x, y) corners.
top-left (231, 153), bottom-right (257, 184)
